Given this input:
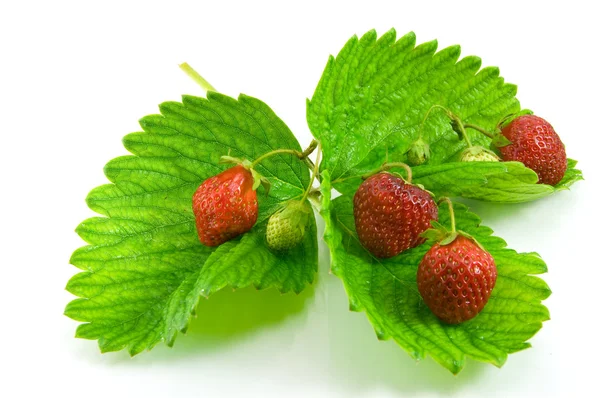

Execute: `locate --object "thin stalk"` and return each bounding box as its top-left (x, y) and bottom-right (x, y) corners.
top-left (454, 118), bottom-right (473, 148)
top-left (179, 62), bottom-right (217, 92)
top-left (418, 104), bottom-right (452, 139)
top-left (463, 123), bottom-right (495, 139)
top-left (301, 142), bottom-right (322, 204)
top-left (300, 140), bottom-right (319, 159)
top-left (381, 162), bottom-right (412, 183)
top-left (251, 149), bottom-right (303, 168)
top-left (438, 197), bottom-right (456, 233)
top-left (251, 139), bottom-right (318, 169)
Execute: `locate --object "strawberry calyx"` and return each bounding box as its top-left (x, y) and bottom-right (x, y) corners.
top-left (496, 109), bottom-right (534, 130)
top-left (220, 155), bottom-right (271, 196)
top-left (420, 197), bottom-right (485, 250)
top-left (406, 137), bottom-right (430, 165)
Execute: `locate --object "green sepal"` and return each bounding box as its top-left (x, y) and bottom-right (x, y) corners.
top-left (497, 109), bottom-right (533, 130)
top-left (420, 228), bottom-right (445, 242)
top-left (259, 176), bottom-right (271, 197)
top-left (250, 168), bottom-right (262, 191)
top-left (219, 156), bottom-right (269, 195)
top-left (492, 134), bottom-right (512, 148)
top-left (439, 231), bottom-right (459, 246)
top-left (430, 220), bottom-right (447, 231)
top-left (457, 230), bottom-right (486, 251)
top-left (219, 155), bottom-right (244, 165)
top-left (420, 220), bottom-right (448, 242)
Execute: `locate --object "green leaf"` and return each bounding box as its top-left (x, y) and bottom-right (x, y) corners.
top-left (320, 171), bottom-right (551, 374)
top-left (163, 220), bottom-right (317, 346)
top-left (65, 92), bottom-right (316, 355)
top-left (307, 29), bottom-right (582, 200)
top-left (334, 159), bottom-right (583, 203)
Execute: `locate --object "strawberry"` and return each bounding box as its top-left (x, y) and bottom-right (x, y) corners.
top-left (192, 165), bottom-right (258, 246)
top-left (459, 146), bottom-right (499, 162)
top-left (266, 200), bottom-right (311, 252)
top-left (417, 199), bottom-right (497, 324)
top-left (353, 172), bottom-right (438, 259)
top-left (406, 137), bottom-right (430, 166)
top-left (498, 115), bottom-right (567, 185)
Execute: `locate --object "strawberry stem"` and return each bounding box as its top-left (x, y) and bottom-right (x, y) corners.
top-left (418, 104), bottom-right (452, 139)
top-left (179, 62), bottom-right (217, 92)
top-left (452, 117), bottom-right (473, 148)
top-left (334, 161), bottom-right (414, 185)
top-left (438, 197), bottom-right (456, 233)
top-left (251, 140), bottom-right (318, 169)
top-left (420, 104), bottom-right (497, 148)
top-left (301, 142), bottom-right (322, 204)
top-left (463, 123), bottom-right (495, 139)
top-left (381, 162), bottom-right (412, 183)
top-left (300, 139), bottom-right (319, 159)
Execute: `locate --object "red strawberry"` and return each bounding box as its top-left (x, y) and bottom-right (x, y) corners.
top-left (353, 172), bottom-right (438, 259)
top-left (498, 115), bottom-right (567, 185)
top-left (417, 234), bottom-right (497, 324)
top-left (192, 165), bottom-right (258, 246)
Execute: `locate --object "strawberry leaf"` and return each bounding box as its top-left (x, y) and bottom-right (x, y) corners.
top-left (307, 29), bottom-right (582, 200)
top-left (320, 171), bottom-right (551, 374)
top-left (163, 221), bottom-right (317, 346)
top-left (334, 159), bottom-right (583, 203)
top-left (65, 92), bottom-right (316, 355)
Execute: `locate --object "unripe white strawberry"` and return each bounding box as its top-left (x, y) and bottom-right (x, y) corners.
top-left (460, 146), bottom-right (499, 162)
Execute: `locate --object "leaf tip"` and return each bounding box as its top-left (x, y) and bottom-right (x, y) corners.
top-left (449, 358), bottom-right (465, 375)
top-left (348, 299), bottom-right (361, 312)
top-left (360, 29), bottom-right (377, 42)
top-left (375, 329), bottom-right (389, 341)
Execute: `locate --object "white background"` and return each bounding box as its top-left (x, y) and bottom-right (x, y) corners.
top-left (1, 1), bottom-right (598, 397)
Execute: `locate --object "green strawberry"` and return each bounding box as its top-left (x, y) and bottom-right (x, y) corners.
top-left (266, 200), bottom-right (312, 252)
top-left (406, 137), bottom-right (430, 165)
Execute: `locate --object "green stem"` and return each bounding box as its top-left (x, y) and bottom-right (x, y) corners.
top-left (463, 123), bottom-right (496, 139)
top-left (453, 118), bottom-right (473, 148)
top-left (251, 139), bottom-right (318, 168)
top-left (438, 197), bottom-right (456, 233)
top-left (333, 161), bottom-right (413, 185)
top-left (381, 162), bottom-right (412, 183)
top-left (418, 104), bottom-right (453, 139)
top-left (251, 149), bottom-right (302, 168)
top-left (301, 142), bottom-right (322, 204)
top-left (300, 140), bottom-right (319, 159)
top-left (304, 157), bottom-right (315, 172)
top-left (179, 62), bottom-right (217, 92)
